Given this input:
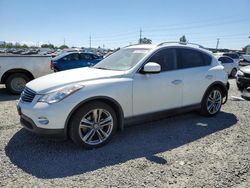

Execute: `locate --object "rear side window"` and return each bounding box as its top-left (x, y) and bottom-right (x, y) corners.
top-left (177, 48), bottom-right (211, 69)
top-left (80, 53), bottom-right (93, 60)
top-left (147, 48), bottom-right (177, 72)
top-left (218, 57), bottom-right (233, 64)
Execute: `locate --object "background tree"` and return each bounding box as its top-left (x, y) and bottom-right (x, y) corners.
top-left (59, 45), bottom-right (69, 49)
top-left (41, 44), bottom-right (55, 49)
top-left (139, 37), bottom-right (152, 44)
top-left (179, 35), bottom-right (187, 43)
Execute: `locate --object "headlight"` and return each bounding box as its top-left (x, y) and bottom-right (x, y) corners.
top-left (236, 70), bottom-right (244, 77)
top-left (38, 85), bottom-right (84, 104)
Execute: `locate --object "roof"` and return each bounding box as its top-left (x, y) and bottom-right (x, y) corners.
top-left (125, 42), bottom-right (211, 54)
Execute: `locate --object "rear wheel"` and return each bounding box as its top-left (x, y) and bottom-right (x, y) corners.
top-left (69, 102), bottom-right (117, 149)
top-left (5, 73), bottom-right (30, 94)
top-left (200, 87), bottom-right (223, 116)
top-left (230, 68), bottom-right (237, 78)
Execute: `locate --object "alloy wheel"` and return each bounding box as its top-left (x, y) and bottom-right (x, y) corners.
top-left (206, 90), bottom-right (222, 114)
top-left (78, 109), bottom-right (113, 145)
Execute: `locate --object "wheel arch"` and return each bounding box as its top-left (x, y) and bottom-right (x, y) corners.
top-left (64, 96), bottom-right (125, 138)
top-left (1, 69), bottom-right (35, 84)
top-left (201, 81), bottom-right (228, 104)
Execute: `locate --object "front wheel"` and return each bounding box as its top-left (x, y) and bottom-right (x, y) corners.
top-left (69, 102), bottom-right (117, 149)
top-left (200, 87), bottom-right (223, 116)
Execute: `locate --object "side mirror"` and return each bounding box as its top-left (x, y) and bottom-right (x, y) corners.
top-left (140, 62), bottom-right (161, 74)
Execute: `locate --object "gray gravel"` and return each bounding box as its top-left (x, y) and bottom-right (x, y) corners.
top-left (0, 79), bottom-right (249, 187)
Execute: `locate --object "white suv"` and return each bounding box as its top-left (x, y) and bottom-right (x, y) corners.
top-left (17, 42), bottom-right (229, 148)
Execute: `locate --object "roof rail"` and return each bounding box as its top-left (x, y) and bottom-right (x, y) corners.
top-left (157, 41), bottom-right (205, 49)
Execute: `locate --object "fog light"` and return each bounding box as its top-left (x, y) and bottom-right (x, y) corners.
top-left (38, 117), bottom-right (49, 125)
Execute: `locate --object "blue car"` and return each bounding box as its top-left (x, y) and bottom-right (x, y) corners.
top-left (51, 52), bottom-right (103, 72)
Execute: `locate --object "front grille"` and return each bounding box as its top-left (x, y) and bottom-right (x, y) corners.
top-left (244, 73), bottom-right (250, 78)
top-left (21, 87), bottom-right (36, 103)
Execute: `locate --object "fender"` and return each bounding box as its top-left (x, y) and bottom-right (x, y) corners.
top-left (201, 81), bottom-right (229, 105)
top-left (64, 96), bottom-right (125, 138)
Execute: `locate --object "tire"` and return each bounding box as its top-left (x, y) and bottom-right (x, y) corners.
top-left (5, 73), bottom-right (30, 94)
top-left (230, 68), bottom-right (237, 78)
top-left (69, 102), bottom-right (118, 149)
top-left (200, 86), bottom-right (223, 116)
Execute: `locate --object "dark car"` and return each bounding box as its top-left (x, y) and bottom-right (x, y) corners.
top-left (236, 65), bottom-right (250, 90)
top-left (51, 52), bottom-right (103, 72)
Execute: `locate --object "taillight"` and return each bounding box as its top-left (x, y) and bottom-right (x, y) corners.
top-left (50, 60), bottom-right (54, 70)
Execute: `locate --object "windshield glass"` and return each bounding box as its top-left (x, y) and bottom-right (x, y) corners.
top-left (93, 48), bottom-right (150, 71)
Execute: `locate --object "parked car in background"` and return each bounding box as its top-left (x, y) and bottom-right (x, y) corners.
top-left (0, 55), bottom-right (53, 94)
top-left (17, 42), bottom-right (229, 148)
top-left (217, 56), bottom-right (238, 77)
top-left (240, 54), bottom-right (250, 66)
top-left (51, 52), bottom-right (103, 72)
top-left (222, 52), bottom-right (240, 65)
top-left (236, 65), bottom-right (250, 90)
top-left (215, 52), bottom-right (240, 65)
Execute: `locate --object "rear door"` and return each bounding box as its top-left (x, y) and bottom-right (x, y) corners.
top-left (176, 48), bottom-right (214, 106)
top-left (79, 53), bottom-right (95, 67)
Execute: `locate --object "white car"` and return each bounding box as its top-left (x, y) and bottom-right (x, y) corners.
top-left (17, 42), bottom-right (229, 148)
top-left (217, 56), bottom-right (239, 77)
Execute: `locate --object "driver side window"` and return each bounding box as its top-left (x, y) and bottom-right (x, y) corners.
top-left (147, 49), bottom-right (177, 72)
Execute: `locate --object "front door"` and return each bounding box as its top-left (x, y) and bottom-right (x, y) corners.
top-left (132, 48), bottom-right (183, 116)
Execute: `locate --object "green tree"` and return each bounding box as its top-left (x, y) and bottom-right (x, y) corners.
top-left (21, 44), bottom-right (28, 48)
top-left (59, 45), bottom-right (69, 49)
top-left (179, 35), bottom-right (187, 43)
top-left (139, 37), bottom-right (152, 44)
top-left (5, 43), bottom-right (14, 48)
top-left (41, 44), bottom-right (55, 49)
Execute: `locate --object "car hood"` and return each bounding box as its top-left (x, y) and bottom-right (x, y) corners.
top-left (26, 67), bottom-right (125, 94)
top-left (240, 65), bottom-right (250, 74)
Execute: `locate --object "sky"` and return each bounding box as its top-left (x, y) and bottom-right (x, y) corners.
top-left (0, 0), bottom-right (250, 49)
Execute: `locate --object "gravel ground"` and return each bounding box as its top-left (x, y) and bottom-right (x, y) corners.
top-left (0, 79), bottom-right (249, 187)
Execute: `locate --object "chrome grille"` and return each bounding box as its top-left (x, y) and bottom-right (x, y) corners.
top-left (21, 87), bottom-right (36, 103)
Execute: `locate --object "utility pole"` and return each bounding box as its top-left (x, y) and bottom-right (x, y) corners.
top-left (216, 38), bottom-right (220, 50)
top-left (63, 38), bottom-right (66, 46)
top-left (139, 28), bottom-right (142, 44)
top-left (89, 35), bottom-right (92, 48)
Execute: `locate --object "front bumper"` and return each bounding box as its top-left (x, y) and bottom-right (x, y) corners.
top-left (20, 114), bottom-right (65, 138)
top-left (16, 96), bottom-right (78, 138)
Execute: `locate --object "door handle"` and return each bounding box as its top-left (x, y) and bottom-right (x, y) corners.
top-left (171, 80), bottom-right (182, 85)
top-left (205, 75), bottom-right (213, 79)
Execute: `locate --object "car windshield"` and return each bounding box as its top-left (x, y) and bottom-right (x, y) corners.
top-left (93, 48), bottom-right (150, 71)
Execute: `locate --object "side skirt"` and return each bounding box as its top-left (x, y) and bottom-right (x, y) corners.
top-left (124, 104), bottom-right (201, 126)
